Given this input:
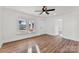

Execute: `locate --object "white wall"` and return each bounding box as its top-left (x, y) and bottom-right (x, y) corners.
top-left (45, 17), bottom-right (56, 35)
top-left (2, 8), bottom-right (46, 43)
top-left (0, 7), bottom-right (2, 47)
top-left (0, 7), bottom-right (4, 47)
top-left (46, 12), bottom-right (79, 41)
top-left (1, 7), bottom-right (79, 45)
top-left (62, 13), bottom-right (78, 40)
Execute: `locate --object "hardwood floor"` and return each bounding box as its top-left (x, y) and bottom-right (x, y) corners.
top-left (0, 34), bottom-right (79, 53)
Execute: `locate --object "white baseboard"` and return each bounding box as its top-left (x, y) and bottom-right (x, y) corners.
top-left (4, 33), bottom-right (44, 43)
top-left (46, 33), bottom-right (57, 36)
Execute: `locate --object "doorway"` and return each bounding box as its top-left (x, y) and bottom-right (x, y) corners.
top-left (55, 19), bottom-right (63, 36)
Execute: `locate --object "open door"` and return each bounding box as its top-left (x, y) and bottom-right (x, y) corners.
top-left (55, 19), bottom-right (63, 36)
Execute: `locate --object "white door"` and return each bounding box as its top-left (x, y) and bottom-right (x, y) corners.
top-left (55, 19), bottom-right (63, 36)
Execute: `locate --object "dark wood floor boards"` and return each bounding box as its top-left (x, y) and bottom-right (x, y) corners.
top-left (0, 34), bottom-right (79, 53)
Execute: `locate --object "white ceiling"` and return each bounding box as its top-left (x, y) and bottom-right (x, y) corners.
top-left (5, 6), bottom-right (79, 17)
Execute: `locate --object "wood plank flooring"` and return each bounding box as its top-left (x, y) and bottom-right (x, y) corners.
top-left (0, 34), bottom-right (79, 53)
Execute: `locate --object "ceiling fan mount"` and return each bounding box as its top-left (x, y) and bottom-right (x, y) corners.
top-left (35, 6), bottom-right (55, 15)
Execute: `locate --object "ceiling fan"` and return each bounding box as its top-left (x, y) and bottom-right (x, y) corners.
top-left (35, 6), bottom-right (55, 15)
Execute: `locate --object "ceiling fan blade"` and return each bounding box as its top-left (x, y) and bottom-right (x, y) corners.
top-left (40, 11), bottom-right (43, 15)
top-left (47, 9), bottom-right (55, 11)
top-left (45, 11), bottom-right (49, 15)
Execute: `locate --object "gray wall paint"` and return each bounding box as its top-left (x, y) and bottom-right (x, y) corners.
top-left (2, 8), bottom-right (46, 43)
top-left (45, 17), bottom-right (56, 35)
top-left (62, 12), bottom-right (79, 40)
top-left (45, 12), bottom-right (79, 41)
top-left (0, 7), bottom-right (4, 47)
top-left (0, 7), bottom-right (79, 47)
